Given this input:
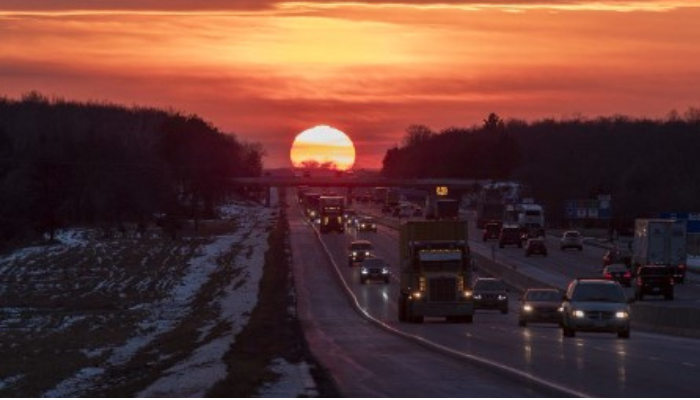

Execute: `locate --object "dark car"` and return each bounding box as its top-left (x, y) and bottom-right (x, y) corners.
top-left (603, 248), bottom-right (633, 269)
top-left (499, 225), bottom-right (523, 248)
top-left (360, 257), bottom-right (390, 284)
top-left (348, 240), bottom-right (374, 267)
top-left (525, 238), bottom-right (548, 257)
top-left (634, 265), bottom-right (674, 300)
top-left (518, 288), bottom-right (562, 327)
top-left (473, 278), bottom-right (509, 314)
top-left (603, 264), bottom-right (632, 287)
top-left (483, 222), bottom-right (501, 242)
top-left (356, 216), bottom-right (377, 232)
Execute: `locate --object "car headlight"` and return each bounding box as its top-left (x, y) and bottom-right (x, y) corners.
top-left (498, 295), bottom-right (507, 300)
top-left (474, 294), bottom-right (482, 300)
top-left (365, 251), bottom-right (370, 256)
top-left (352, 251), bottom-right (357, 256)
top-left (523, 304), bottom-right (533, 312)
top-left (361, 268), bottom-right (368, 275)
top-left (382, 267), bottom-right (389, 274)
top-left (615, 311), bottom-right (629, 319)
top-left (411, 292), bottom-right (422, 299)
top-left (573, 310), bottom-right (585, 318)
top-left (557, 307), bottom-right (564, 313)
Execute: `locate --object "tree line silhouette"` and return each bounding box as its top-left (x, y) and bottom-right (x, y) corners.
top-left (0, 92), bottom-right (263, 243)
top-left (382, 110), bottom-right (700, 228)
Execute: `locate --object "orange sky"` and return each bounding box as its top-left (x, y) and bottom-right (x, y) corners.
top-left (1, 1), bottom-right (699, 169)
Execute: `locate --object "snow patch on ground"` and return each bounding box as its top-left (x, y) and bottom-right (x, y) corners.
top-left (258, 358), bottom-right (318, 398)
top-left (44, 203), bottom-right (274, 398)
top-left (138, 207), bottom-right (273, 397)
top-left (0, 374), bottom-right (24, 391)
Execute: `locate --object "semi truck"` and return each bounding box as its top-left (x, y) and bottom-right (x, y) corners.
top-left (319, 196), bottom-right (345, 233)
top-left (425, 195), bottom-right (460, 220)
top-left (503, 202), bottom-right (545, 238)
top-left (476, 188), bottom-right (504, 229)
top-left (397, 221), bottom-right (474, 323)
top-left (632, 218), bottom-right (687, 283)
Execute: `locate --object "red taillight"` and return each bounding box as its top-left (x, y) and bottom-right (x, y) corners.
top-left (604, 273), bottom-right (613, 279)
top-left (679, 264), bottom-right (686, 270)
top-left (624, 271), bottom-right (631, 278)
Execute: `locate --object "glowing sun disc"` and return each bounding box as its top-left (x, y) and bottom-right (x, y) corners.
top-left (290, 125), bottom-right (356, 170)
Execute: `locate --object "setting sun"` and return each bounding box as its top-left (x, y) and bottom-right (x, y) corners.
top-left (290, 125), bottom-right (356, 171)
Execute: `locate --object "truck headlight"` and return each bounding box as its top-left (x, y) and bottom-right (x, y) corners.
top-left (474, 294), bottom-right (482, 300)
top-left (498, 295), bottom-right (507, 300)
top-left (365, 251), bottom-right (370, 256)
top-left (573, 310), bottom-right (585, 318)
top-left (615, 311), bottom-right (629, 319)
top-left (463, 290), bottom-right (473, 298)
top-left (382, 268), bottom-right (389, 275)
top-left (361, 268), bottom-right (368, 275)
top-left (523, 304), bottom-right (533, 312)
top-left (411, 292), bottom-right (422, 299)
top-left (352, 251), bottom-right (357, 256)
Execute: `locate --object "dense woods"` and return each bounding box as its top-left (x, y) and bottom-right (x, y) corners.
top-left (0, 93), bottom-right (263, 243)
top-left (382, 111), bottom-right (700, 226)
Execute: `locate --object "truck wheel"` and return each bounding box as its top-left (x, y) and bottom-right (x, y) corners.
top-left (501, 307), bottom-right (509, 315)
top-left (518, 319), bottom-right (526, 327)
top-left (398, 296), bottom-right (407, 322)
top-left (618, 329), bottom-right (630, 339)
top-left (563, 326), bottom-right (576, 338)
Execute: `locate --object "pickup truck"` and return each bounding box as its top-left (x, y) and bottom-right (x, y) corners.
top-left (634, 265), bottom-right (674, 301)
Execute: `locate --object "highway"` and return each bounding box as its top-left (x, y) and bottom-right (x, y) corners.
top-left (289, 194), bottom-right (556, 397)
top-left (292, 194), bottom-right (700, 397)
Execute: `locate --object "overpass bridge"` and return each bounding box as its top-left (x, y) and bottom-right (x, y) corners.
top-left (229, 176), bottom-right (489, 206)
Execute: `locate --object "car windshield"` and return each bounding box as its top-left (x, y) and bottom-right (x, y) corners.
top-left (363, 258), bottom-right (386, 268)
top-left (360, 218), bottom-right (374, 223)
top-left (572, 283), bottom-right (625, 303)
top-left (350, 243), bottom-right (373, 251)
top-left (564, 232), bottom-right (580, 238)
top-left (639, 267), bottom-right (673, 276)
top-left (525, 290), bottom-right (560, 302)
top-left (606, 265), bottom-right (628, 273)
top-left (475, 279), bottom-right (506, 291)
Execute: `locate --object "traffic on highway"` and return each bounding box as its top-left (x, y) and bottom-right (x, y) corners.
top-left (291, 185), bottom-right (700, 397)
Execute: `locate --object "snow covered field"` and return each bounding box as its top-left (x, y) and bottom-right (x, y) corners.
top-left (0, 201), bottom-right (316, 397)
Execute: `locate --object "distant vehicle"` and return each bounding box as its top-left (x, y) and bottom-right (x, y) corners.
top-left (476, 187), bottom-right (504, 229)
top-left (483, 221), bottom-right (501, 242)
top-left (425, 194), bottom-right (460, 220)
top-left (561, 278), bottom-right (631, 339)
top-left (397, 221), bottom-right (474, 324)
top-left (603, 247), bottom-right (633, 269)
top-left (356, 216), bottom-right (377, 232)
top-left (518, 288), bottom-right (562, 327)
top-left (473, 278), bottom-right (509, 314)
top-left (343, 209), bottom-right (358, 226)
top-left (499, 225), bottom-right (523, 248)
top-left (603, 264), bottom-right (632, 287)
top-left (632, 219), bottom-right (687, 283)
top-left (319, 196), bottom-right (345, 234)
top-left (360, 258), bottom-right (390, 284)
top-left (348, 240), bottom-right (374, 267)
top-left (525, 238), bottom-right (548, 257)
top-left (560, 230), bottom-right (583, 251)
top-left (413, 206), bottom-right (424, 217)
top-left (634, 265), bottom-right (674, 301)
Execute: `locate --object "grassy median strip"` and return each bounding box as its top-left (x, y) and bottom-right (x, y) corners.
top-left (208, 205), bottom-right (339, 397)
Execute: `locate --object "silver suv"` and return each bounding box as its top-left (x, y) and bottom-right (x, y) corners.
top-left (561, 279), bottom-right (631, 339)
top-left (560, 230), bottom-right (583, 251)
